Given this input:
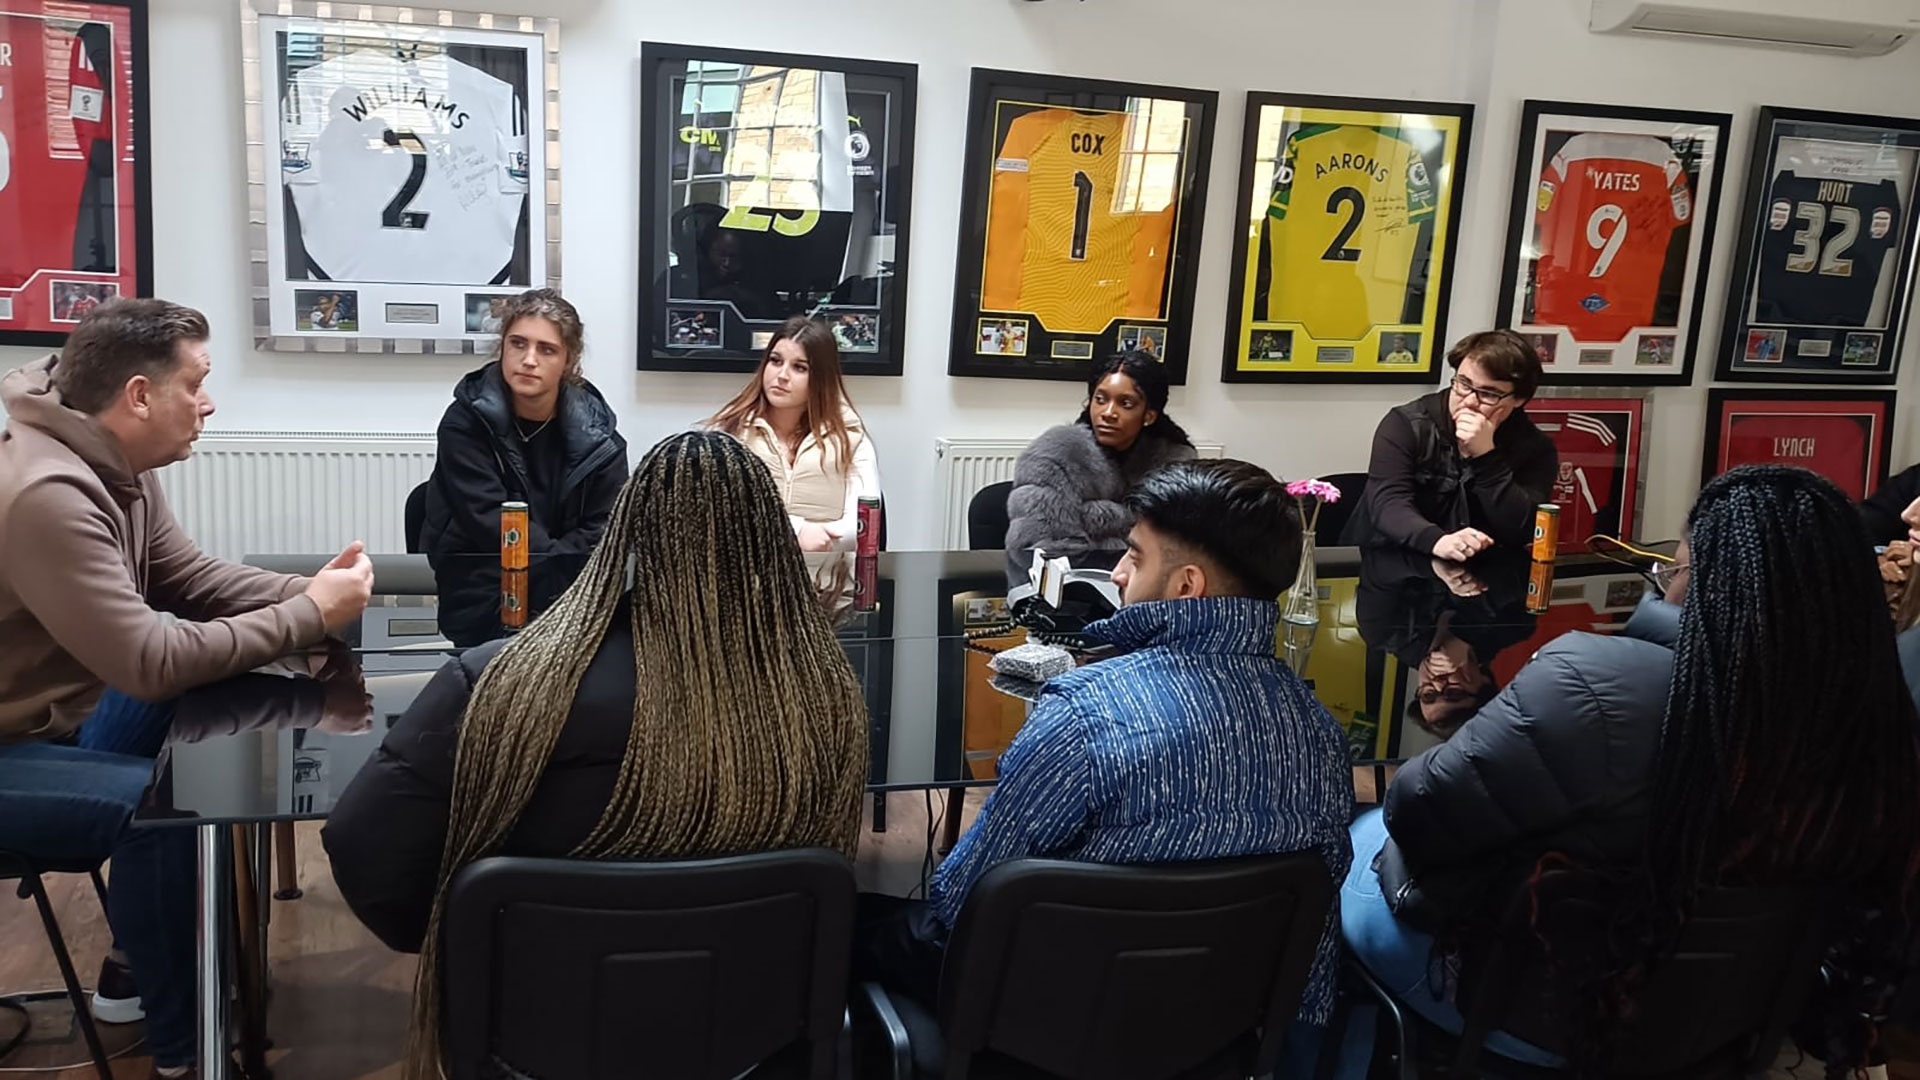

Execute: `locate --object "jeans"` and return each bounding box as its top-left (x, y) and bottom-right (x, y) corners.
top-left (1332, 809), bottom-right (1563, 1074)
top-left (0, 693), bottom-right (194, 1068)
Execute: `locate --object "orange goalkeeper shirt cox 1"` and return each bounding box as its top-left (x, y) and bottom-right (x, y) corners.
top-left (981, 107), bottom-right (1175, 334)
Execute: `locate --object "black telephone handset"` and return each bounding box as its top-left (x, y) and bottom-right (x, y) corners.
top-left (1008, 569), bottom-right (1121, 645)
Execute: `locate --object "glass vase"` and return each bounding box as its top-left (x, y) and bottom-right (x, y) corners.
top-left (1280, 533), bottom-right (1320, 676)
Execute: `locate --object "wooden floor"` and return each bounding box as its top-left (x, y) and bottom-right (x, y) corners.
top-left (0, 785), bottom-right (1913, 1079)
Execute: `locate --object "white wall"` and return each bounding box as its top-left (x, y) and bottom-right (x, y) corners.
top-left (5, 0), bottom-right (1918, 548)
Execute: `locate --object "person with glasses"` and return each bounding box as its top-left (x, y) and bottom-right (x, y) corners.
top-left (1329, 466), bottom-right (1920, 1076)
top-left (1355, 545), bottom-right (1538, 742)
top-left (1345, 330), bottom-right (1557, 560)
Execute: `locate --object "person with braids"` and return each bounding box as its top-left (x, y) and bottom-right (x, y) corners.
top-left (1332, 466), bottom-right (1920, 1076)
top-left (420, 288), bottom-right (628, 645)
top-left (322, 431), bottom-right (869, 1080)
top-left (1346, 330), bottom-right (1556, 560)
top-left (856, 460), bottom-right (1354, 1051)
top-left (706, 315), bottom-right (880, 553)
top-left (1003, 351), bottom-right (1196, 565)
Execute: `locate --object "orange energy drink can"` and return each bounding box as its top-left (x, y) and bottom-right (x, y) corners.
top-left (1530, 503), bottom-right (1561, 562)
top-left (500, 569), bottom-right (528, 630)
top-left (501, 501), bottom-right (529, 570)
top-left (1527, 558), bottom-right (1555, 614)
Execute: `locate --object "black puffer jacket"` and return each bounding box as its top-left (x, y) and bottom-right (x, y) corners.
top-left (1381, 596), bottom-right (1678, 918)
top-left (323, 604), bottom-right (643, 953)
top-left (1346, 390), bottom-right (1557, 553)
top-left (421, 363), bottom-right (627, 645)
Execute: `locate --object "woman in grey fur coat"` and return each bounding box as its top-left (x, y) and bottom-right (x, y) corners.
top-left (1006, 352), bottom-right (1196, 561)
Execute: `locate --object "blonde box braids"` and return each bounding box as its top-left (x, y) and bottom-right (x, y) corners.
top-left (401, 431), bottom-right (869, 1079)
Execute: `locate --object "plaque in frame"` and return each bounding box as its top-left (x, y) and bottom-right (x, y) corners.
top-left (1716, 107), bottom-right (1920, 384)
top-left (948, 68), bottom-right (1216, 383)
top-left (0, 0), bottom-right (150, 346)
top-left (1497, 101), bottom-right (1730, 387)
top-left (242, 1), bottom-right (560, 353)
top-left (1221, 92), bottom-right (1471, 384)
top-left (1702, 388), bottom-right (1895, 501)
top-left (1526, 394), bottom-right (1648, 553)
top-left (638, 42), bottom-right (916, 376)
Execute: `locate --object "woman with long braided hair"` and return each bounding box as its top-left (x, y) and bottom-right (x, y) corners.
top-left (323, 430), bottom-right (869, 1079)
top-left (1336, 465), bottom-right (1920, 1076)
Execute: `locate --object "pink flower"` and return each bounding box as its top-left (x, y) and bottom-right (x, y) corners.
top-left (1286, 478), bottom-right (1343, 503)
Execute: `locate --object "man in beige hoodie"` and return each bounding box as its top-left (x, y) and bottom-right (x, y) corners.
top-left (0, 298), bottom-right (373, 1079)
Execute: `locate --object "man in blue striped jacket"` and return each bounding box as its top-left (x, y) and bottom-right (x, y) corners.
top-left (857, 458), bottom-right (1355, 1037)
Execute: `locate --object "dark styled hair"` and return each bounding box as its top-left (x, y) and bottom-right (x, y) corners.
top-left (707, 316), bottom-right (858, 469)
top-left (54, 298), bottom-right (210, 415)
top-left (1076, 351), bottom-right (1193, 448)
top-left (1447, 329), bottom-right (1542, 401)
top-left (1555, 465), bottom-right (1920, 1073)
top-left (495, 288), bottom-right (586, 387)
top-left (1123, 459), bottom-right (1301, 599)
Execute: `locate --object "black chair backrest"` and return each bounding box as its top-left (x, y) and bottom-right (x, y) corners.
top-left (442, 849), bottom-right (856, 1080)
top-left (967, 481), bottom-right (1014, 551)
top-left (404, 480), bottom-right (429, 555)
top-left (1311, 471), bottom-right (1367, 548)
top-left (937, 853), bottom-right (1333, 1080)
top-left (1458, 868), bottom-right (1828, 1075)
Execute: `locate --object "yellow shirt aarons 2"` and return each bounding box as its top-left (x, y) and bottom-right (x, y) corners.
top-left (982, 108), bottom-right (1176, 335)
top-left (1263, 123), bottom-right (1434, 342)
top-left (1234, 107), bottom-right (1461, 378)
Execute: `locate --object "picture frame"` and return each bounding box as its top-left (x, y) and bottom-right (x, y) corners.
top-left (1220, 92), bottom-right (1472, 384)
top-left (1701, 388), bottom-right (1896, 501)
top-left (1715, 107), bottom-right (1920, 384)
top-left (0, 0), bottom-right (151, 346)
top-left (1526, 393), bottom-right (1649, 552)
top-left (241, 1), bottom-right (560, 353)
top-left (1497, 101), bottom-right (1730, 387)
top-left (637, 42), bottom-right (917, 376)
top-left (948, 68), bottom-right (1216, 383)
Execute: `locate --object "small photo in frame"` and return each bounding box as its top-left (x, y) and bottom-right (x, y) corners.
top-left (1743, 328), bottom-right (1787, 364)
top-left (1247, 329), bottom-right (1293, 362)
top-left (667, 307), bottom-right (723, 349)
top-left (826, 311), bottom-right (881, 353)
top-left (1527, 396), bottom-right (1646, 552)
top-left (1497, 101), bottom-right (1731, 387)
top-left (463, 294), bottom-right (514, 334)
top-left (49, 281), bottom-right (121, 324)
top-left (1634, 334), bottom-right (1676, 366)
top-left (1117, 324), bottom-right (1167, 360)
top-left (977, 318), bottom-right (1030, 357)
top-left (1378, 333), bottom-right (1421, 366)
top-left (1716, 107), bottom-right (1920, 384)
top-left (1702, 388), bottom-right (1895, 500)
top-left (294, 289), bottom-right (358, 332)
top-left (949, 68), bottom-right (1216, 382)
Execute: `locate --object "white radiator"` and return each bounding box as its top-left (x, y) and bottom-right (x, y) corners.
top-left (156, 431), bottom-right (437, 560)
top-left (934, 436), bottom-right (1225, 548)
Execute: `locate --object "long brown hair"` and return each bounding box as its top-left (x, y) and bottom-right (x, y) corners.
top-left (400, 430), bottom-right (870, 1079)
top-left (706, 316), bottom-right (856, 466)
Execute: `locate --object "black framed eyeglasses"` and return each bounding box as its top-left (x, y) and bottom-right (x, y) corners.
top-left (1450, 374), bottom-right (1515, 407)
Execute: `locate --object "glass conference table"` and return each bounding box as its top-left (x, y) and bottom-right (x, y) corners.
top-left (131, 544), bottom-right (1661, 1078)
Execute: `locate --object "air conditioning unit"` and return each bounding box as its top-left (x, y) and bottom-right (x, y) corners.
top-left (1590, 0), bottom-right (1920, 55)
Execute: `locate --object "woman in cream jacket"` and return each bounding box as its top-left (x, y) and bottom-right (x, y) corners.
top-left (707, 316), bottom-right (880, 552)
